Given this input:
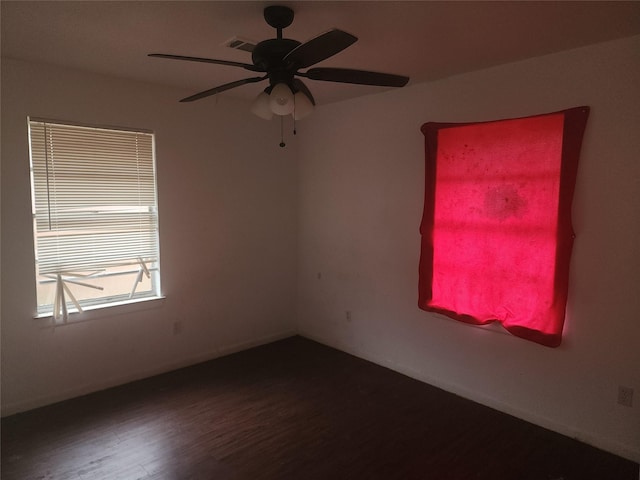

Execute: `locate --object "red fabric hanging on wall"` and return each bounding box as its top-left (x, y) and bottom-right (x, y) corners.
top-left (419, 107), bottom-right (589, 347)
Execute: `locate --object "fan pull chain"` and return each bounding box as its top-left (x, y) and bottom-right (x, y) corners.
top-left (279, 116), bottom-right (286, 148)
top-left (293, 97), bottom-right (297, 136)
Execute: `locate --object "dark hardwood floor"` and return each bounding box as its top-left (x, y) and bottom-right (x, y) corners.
top-left (2, 336), bottom-right (637, 480)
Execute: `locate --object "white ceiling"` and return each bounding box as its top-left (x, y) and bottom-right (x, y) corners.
top-left (3, 1), bottom-right (640, 106)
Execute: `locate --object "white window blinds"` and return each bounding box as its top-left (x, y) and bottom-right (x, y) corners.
top-left (29, 119), bottom-right (161, 319)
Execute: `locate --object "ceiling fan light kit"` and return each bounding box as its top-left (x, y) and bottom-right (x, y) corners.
top-left (149, 5), bottom-right (409, 141)
top-left (250, 90), bottom-right (274, 120)
top-left (269, 82), bottom-right (295, 115)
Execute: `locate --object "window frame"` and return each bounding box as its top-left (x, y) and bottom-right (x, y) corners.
top-left (28, 117), bottom-right (163, 321)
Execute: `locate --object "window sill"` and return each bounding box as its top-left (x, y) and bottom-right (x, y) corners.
top-left (34, 295), bottom-right (166, 326)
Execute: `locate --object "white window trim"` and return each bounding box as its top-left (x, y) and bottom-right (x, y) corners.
top-left (34, 295), bottom-right (167, 327)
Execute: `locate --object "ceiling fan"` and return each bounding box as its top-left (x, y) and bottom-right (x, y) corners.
top-left (149, 5), bottom-right (409, 121)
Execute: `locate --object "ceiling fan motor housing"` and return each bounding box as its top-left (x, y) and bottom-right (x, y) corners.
top-left (256, 6), bottom-right (300, 90)
top-left (251, 39), bottom-right (300, 72)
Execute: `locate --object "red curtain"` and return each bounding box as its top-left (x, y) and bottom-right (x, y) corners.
top-left (419, 107), bottom-right (589, 347)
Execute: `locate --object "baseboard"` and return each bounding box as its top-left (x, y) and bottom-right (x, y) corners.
top-left (1, 329), bottom-right (296, 418)
top-left (299, 330), bottom-right (640, 464)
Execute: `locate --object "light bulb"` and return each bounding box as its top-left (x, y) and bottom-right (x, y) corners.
top-left (269, 83), bottom-right (294, 115)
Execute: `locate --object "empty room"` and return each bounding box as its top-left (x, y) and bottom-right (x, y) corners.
top-left (1, 1), bottom-right (639, 479)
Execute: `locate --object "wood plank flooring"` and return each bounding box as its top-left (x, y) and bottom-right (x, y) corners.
top-left (2, 336), bottom-right (638, 479)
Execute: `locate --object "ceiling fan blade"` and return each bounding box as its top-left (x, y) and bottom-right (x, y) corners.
top-left (180, 76), bottom-right (267, 102)
top-left (149, 53), bottom-right (264, 72)
top-left (284, 29), bottom-right (357, 69)
top-left (300, 68), bottom-right (409, 87)
top-left (292, 78), bottom-right (315, 105)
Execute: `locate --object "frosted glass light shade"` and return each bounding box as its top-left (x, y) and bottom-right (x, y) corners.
top-left (251, 91), bottom-right (273, 120)
top-left (293, 92), bottom-right (314, 120)
top-left (269, 83), bottom-right (294, 115)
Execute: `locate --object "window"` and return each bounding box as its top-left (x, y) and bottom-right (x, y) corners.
top-left (419, 107), bottom-right (589, 347)
top-left (28, 119), bottom-right (162, 321)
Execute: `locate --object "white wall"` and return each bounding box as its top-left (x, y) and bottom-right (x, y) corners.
top-left (297, 35), bottom-right (640, 462)
top-left (2, 35), bottom-right (639, 463)
top-left (1, 58), bottom-right (298, 415)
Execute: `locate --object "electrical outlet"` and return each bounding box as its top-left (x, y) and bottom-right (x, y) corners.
top-left (617, 386), bottom-right (634, 407)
